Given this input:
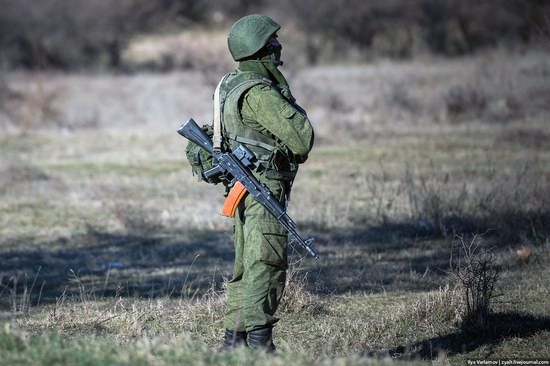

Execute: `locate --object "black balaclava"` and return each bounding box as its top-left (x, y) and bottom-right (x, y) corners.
top-left (238, 39), bottom-right (295, 102)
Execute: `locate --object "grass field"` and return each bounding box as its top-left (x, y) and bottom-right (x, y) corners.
top-left (1, 47), bottom-right (549, 365)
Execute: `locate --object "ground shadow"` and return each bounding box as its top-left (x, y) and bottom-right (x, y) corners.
top-left (0, 218), bottom-right (509, 310)
top-left (381, 312), bottom-right (550, 360)
top-left (301, 222), bottom-right (458, 295)
top-left (0, 228), bottom-right (234, 310)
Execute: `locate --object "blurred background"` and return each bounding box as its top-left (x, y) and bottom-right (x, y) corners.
top-left (0, 0), bottom-right (549, 134)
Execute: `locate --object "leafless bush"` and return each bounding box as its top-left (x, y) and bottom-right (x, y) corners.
top-left (279, 0), bottom-right (423, 61)
top-left (386, 85), bottom-right (422, 115)
top-left (2, 0), bottom-right (548, 70)
top-left (398, 161), bottom-right (550, 244)
top-left (444, 84), bottom-right (487, 119)
top-left (279, 0), bottom-right (547, 60)
top-left (1, 71), bottom-right (68, 131)
top-left (404, 165), bottom-right (472, 237)
top-left (0, 165), bottom-right (50, 190)
top-left (0, 70), bottom-right (20, 130)
top-left (0, 70), bottom-right (9, 107)
top-left (480, 190), bottom-right (550, 246)
top-left (110, 199), bottom-right (165, 235)
top-left (451, 235), bottom-right (500, 326)
top-left (0, 0), bottom-right (208, 70)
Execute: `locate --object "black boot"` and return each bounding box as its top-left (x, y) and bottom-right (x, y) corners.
top-left (222, 329), bottom-right (248, 349)
top-left (247, 326), bottom-right (276, 353)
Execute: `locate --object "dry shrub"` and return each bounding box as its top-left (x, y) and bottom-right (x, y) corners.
top-left (96, 186), bottom-right (169, 235)
top-left (46, 290), bottom-right (173, 337)
top-left (451, 235), bottom-right (500, 327)
top-left (386, 85), bottom-right (421, 115)
top-left (178, 283), bottom-right (227, 342)
top-left (404, 165), bottom-right (473, 237)
top-left (498, 128), bottom-right (550, 150)
top-left (110, 200), bottom-right (165, 235)
top-left (0, 272), bottom-right (45, 316)
top-left (280, 0), bottom-right (547, 60)
top-left (0, 73), bottom-right (63, 131)
top-left (400, 163), bottom-right (550, 244)
top-left (0, 0), bottom-right (210, 70)
top-left (444, 84), bottom-right (487, 119)
top-left (388, 238), bottom-right (499, 330)
top-left (444, 81), bottom-right (521, 124)
top-left (0, 71), bottom-right (11, 115)
top-left (0, 165), bottom-right (50, 187)
top-left (477, 167), bottom-right (550, 245)
top-left (443, 52), bottom-right (550, 124)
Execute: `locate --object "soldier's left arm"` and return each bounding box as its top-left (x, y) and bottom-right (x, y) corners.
top-left (242, 85), bottom-right (314, 157)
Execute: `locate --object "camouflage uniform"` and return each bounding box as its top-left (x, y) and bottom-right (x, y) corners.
top-left (220, 15), bottom-right (314, 351)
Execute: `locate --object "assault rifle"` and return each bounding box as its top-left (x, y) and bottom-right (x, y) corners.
top-left (177, 118), bottom-right (319, 260)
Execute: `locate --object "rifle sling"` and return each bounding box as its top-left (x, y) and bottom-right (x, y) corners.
top-left (213, 75), bottom-right (227, 150)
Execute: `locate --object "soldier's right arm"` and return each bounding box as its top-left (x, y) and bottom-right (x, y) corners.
top-left (240, 84), bottom-right (314, 158)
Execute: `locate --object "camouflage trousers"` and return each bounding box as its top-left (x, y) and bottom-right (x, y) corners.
top-left (224, 179), bottom-right (289, 332)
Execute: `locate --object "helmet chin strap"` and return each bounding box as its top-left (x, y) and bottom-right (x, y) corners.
top-left (253, 58), bottom-right (283, 67)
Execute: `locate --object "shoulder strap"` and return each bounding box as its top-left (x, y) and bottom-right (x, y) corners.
top-left (213, 73), bottom-right (270, 151)
top-left (225, 77), bottom-right (272, 101)
top-left (225, 132), bottom-right (278, 153)
top-left (213, 74), bottom-right (228, 151)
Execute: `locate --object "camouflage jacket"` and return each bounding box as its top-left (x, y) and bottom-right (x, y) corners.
top-left (220, 67), bottom-right (314, 181)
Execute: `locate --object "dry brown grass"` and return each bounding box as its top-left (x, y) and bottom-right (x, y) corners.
top-left (279, 263), bottom-right (323, 315)
top-left (1, 45), bottom-right (550, 365)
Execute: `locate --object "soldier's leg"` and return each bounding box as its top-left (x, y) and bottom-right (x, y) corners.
top-left (240, 180), bottom-right (288, 346)
top-left (224, 202), bottom-right (247, 334)
top-left (241, 214), bottom-right (288, 330)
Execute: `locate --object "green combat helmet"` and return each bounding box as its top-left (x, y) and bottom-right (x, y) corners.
top-left (228, 14), bottom-right (281, 61)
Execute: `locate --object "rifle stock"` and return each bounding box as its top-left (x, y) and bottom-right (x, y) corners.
top-left (177, 118), bottom-right (214, 154)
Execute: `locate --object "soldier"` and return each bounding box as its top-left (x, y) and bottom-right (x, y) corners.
top-left (220, 14), bottom-right (314, 352)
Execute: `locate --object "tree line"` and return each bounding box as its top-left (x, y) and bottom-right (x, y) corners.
top-left (0, 0), bottom-right (547, 70)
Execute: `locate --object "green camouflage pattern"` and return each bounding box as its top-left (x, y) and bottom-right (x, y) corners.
top-left (223, 61), bottom-right (314, 332)
top-left (228, 14), bottom-right (281, 61)
top-left (221, 68), bottom-right (313, 170)
top-left (239, 83), bottom-right (313, 161)
top-left (224, 179), bottom-right (288, 332)
top-left (220, 70), bottom-right (277, 164)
